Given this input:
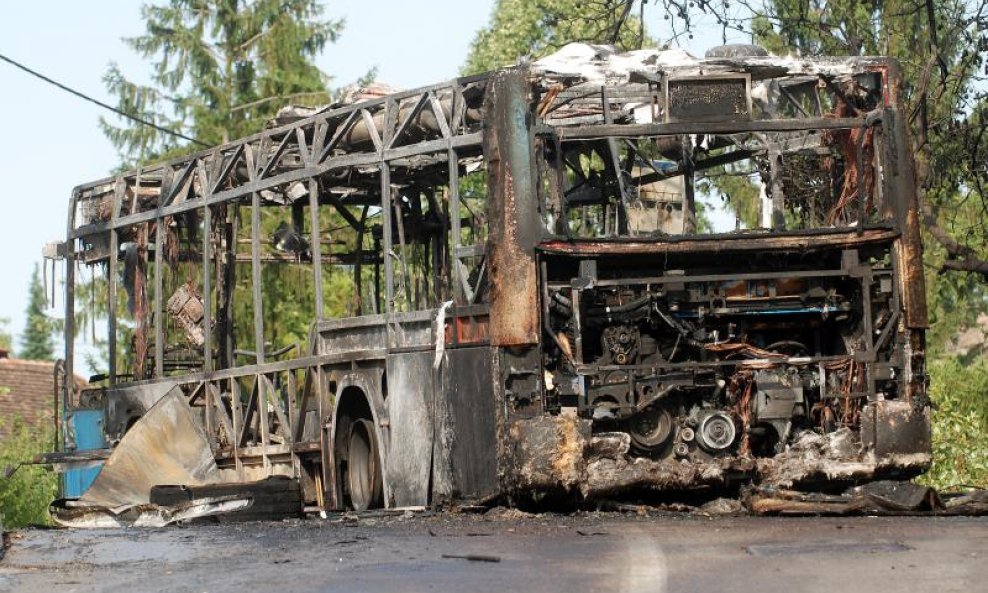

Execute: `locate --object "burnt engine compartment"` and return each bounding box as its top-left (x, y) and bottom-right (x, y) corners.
top-left (539, 246), bottom-right (902, 465)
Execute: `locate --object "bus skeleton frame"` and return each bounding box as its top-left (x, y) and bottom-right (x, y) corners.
top-left (49, 44), bottom-right (931, 512)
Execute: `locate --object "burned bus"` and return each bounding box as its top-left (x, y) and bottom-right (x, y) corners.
top-left (50, 44), bottom-right (931, 514)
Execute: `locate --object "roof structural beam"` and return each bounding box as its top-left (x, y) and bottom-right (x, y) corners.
top-left (70, 132), bottom-right (483, 239)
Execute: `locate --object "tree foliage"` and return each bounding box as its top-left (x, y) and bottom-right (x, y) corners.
top-left (102, 0), bottom-right (341, 164)
top-left (464, 0), bottom-right (650, 75)
top-left (0, 317), bottom-right (12, 353)
top-left (919, 357), bottom-right (988, 489)
top-left (20, 264), bottom-right (56, 361)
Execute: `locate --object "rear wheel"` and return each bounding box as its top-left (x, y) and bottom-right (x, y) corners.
top-left (345, 418), bottom-right (382, 510)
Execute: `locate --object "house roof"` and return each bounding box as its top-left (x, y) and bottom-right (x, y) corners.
top-left (0, 354), bottom-right (86, 439)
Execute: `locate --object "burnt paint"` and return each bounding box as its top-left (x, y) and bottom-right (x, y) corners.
top-left (484, 69), bottom-right (541, 346)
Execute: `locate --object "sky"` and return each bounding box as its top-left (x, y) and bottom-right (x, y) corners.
top-left (0, 1), bottom-right (746, 357)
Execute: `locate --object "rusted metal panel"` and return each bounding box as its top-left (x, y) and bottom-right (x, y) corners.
top-left (884, 61), bottom-right (928, 330)
top-left (860, 400), bottom-right (932, 459)
top-left (448, 314), bottom-right (490, 345)
top-left (150, 476), bottom-right (301, 521)
top-left (75, 388), bottom-right (222, 508)
top-left (484, 68), bottom-right (541, 347)
top-left (539, 228), bottom-right (899, 256)
top-left (438, 347), bottom-right (498, 502)
top-left (664, 74), bottom-right (751, 123)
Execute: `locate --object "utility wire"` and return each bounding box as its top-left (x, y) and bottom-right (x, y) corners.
top-left (0, 52), bottom-right (209, 147)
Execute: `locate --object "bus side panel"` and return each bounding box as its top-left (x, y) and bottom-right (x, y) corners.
top-left (441, 346), bottom-right (498, 502)
top-left (385, 351), bottom-right (436, 507)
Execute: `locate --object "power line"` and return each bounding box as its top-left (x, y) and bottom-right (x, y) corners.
top-left (0, 52), bottom-right (209, 148)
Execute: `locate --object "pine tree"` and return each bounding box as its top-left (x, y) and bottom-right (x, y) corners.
top-left (80, 1), bottom-right (350, 370)
top-left (20, 264), bottom-right (55, 361)
top-left (101, 0), bottom-right (342, 165)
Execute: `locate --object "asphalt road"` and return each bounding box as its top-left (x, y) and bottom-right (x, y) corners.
top-left (2, 511), bottom-right (986, 593)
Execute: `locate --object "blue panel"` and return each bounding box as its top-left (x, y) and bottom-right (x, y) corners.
top-left (62, 409), bottom-right (106, 499)
top-left (71, 410), bottom-right (106, 450)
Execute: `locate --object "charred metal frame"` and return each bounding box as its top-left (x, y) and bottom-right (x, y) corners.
top-left (61, 77), bottom-right (493, 497)
top-left (56, 49), bottom-right (931, 508)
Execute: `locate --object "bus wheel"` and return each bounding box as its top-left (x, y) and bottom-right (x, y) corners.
top-left (346, 418), bottom-right (382, 510)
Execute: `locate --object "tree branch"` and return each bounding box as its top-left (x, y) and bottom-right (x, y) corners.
top-left (921, 196), bottom-right (988, 279)
top-left (940, 259), bottom-right (988, 275)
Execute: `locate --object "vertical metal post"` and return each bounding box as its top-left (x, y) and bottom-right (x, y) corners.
top-left (319, 366), bottom-right (337, 509)
top-left (231, 378), bottom-right (243, 478)
top-left (287, 370), bottom-right (298, 439)
top-left (379, 97), bottom-right (396, 313)
top-left (108, 229), bottom-right (118, 384)
top-left (354, 206), bottom-right (369, 314)
top-left (448, 148), bottom-right (462, 302)
top-left (154, 217), bottom-right (164, 377)
top-left (572, 287), bottom-right (585, 409)
top-left (258, 377), bottom-right (271, 472)
top-left (602, 86), bottom-right (628, 235)
top-left (393, 196), bottom-right (412, 311)
top-left (769, 149), bottom-right (785, 230)
top-left (63, 193), bottom-right (78, 455)
top-left (430, 188), bottom-right (443, 304)
top-left (373, 235), bottom-right (381, 314)
top-left (222, 208), bottom-right (237, 368)
top-left (203, 205), bottom-right (213, 371)
top-left (203, 383), bottom-right (214, 447)
top-left (251, 191), bottom-right (265, 364)
top-left (483, 69), bottom-right (541, 346)
top-left (572, 289), bottom-right (583, 364)
top-left (381, 164), bottom-right (394, 312)
top-left (108, 180), bottom-right (124, 385)
top-left (856, 125), bottom-right (868, 234)
top-left (549, 132), bottom-right (567, 235)
top-left (861, 274), bottom-right (875, 359)
top-left (680, 135), bottom-right (696, 234)
top-left (308, 179), bottom-right (324, 319)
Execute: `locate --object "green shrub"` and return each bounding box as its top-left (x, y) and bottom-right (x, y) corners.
top-left (918, 357), bottom-right (988, 490)
top-left (0, 415), bottom-right (57, 528)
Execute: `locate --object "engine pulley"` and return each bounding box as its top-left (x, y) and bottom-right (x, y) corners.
top-left (696, 412), bottom-right (738, 452)
top-left (626, 405), bottom-right (673, 452)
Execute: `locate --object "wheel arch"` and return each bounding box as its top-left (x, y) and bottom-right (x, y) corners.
top-left (328, 370), bottom-right (390, 508)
